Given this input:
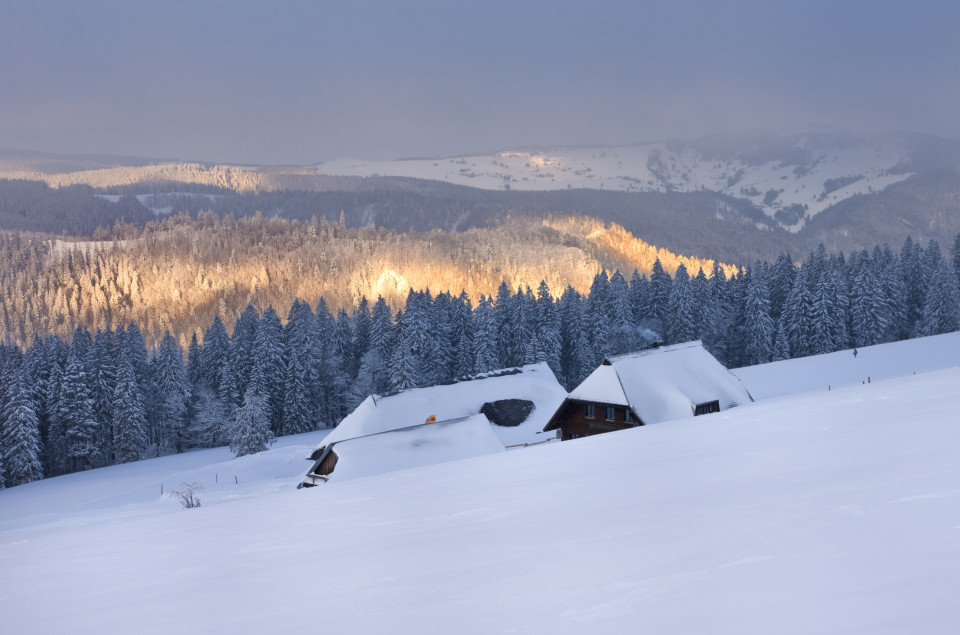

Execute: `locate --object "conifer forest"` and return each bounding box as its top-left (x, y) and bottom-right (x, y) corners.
top-left (2, 228), bottom-right (960, 487)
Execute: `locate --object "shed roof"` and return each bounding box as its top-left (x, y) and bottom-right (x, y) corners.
top-left (325, 414), bottom-right (505, 482)
top-left (313, 362), bottom-right (567, 454)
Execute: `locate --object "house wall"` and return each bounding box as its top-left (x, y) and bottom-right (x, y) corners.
top-left (553, 400), bottom-right (641, 441)
top-left (315, 449), bottom-right (339, 477)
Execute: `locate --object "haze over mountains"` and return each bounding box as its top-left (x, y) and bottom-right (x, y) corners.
top-left (3, 127), bottom-right (960, 264)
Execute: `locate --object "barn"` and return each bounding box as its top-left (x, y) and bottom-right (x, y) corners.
top-left (300, 362), bottom-right (566, 486)
top-left (542, 341), bottom-right (754, 441)
top-left (299, 414), bottom-right (505, 486)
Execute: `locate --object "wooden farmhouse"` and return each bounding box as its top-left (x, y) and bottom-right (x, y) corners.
top-left (543, 341), bottom-right (754, 441)
top-left (300, 362), bottom-right (567, 486)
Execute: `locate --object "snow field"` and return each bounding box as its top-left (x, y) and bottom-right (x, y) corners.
top-left (2, 363), bottom-right (960, 633)
top-left (734, 330), bottom-right (960, 400)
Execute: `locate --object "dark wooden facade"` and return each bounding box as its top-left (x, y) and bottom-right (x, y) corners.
top-left (543, 399), bottom-right (643, 441)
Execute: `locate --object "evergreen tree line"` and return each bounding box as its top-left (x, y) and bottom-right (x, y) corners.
top-left (1, 234), bottom-right (960, 488)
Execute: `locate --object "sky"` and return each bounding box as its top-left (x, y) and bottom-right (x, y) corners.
top-left (1, 0), bottom-right (958, 165)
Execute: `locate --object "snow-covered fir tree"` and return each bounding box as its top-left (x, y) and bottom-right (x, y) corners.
top-left (153, 332), bottom-right (190, 454)
top-left (111, 348), bottom-right (149, 464)
top-left (230, 383), bottom-right (274, 457)
top-left (741, 264), bottom-right (775, 365)
top-left (252, 307), bottom-right (286, 434)
top-left (665, 263), bottom-right (697, 345)
top-left (918, 258), bottom-right (960, 336)
top-left (472, 294), bottom-right (497, 374)
top-left (1, 372), bottom-right (44, 486)
top-left (59, 350), bottom-right (100, 472)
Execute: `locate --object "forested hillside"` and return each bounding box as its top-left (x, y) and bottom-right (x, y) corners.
top-left (2, 232), bottom-right (959, 488)
top-left (0, 214), bottom-right (728, 348)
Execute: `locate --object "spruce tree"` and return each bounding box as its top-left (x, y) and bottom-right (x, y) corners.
top-left (741, 265), bottom-right (775, 365)
top-left (153, 332), bottom-right (190, 454)
top-left (89, 329), bottom-right (118, 463)
top-left (1, 373), bottom-right (44, 486)
top-left (201, 315), bottom-right (230, 394)
top-left (628, 269), bottom-right (650, 326)
top-left (352, 296), bottom-right (372, 373)
top-left (59, 350), bottom-right (100, 472)
top-left (44, 358), bottom-right (67, 475)
top-left (584, 272), bottom-right (610, 366)
top-left (452, 290), bottom-right (475, 379)
top-left (665, 264), bottom-right (697, 345)
top-left (282, 300), bottom-right (318, 434)
top-left (370, 296), bottom-right (395, 364)
top-left (493, 282), bottom-right (514, 367)
top-left (230, 384), bottom-right (274, 457)
top-left (918, 258), bottom-right (960, 336)
top-left (534, 281), bottom-right (562, 375)
top-left (252, 307), bottom-right (285, 434)
top-left (228, 304), bottom-right (260, 407)
top-left (607, 270), bottom-right (637, 355)
top-left (772, 319), bottom-right (790, 361)
top-left (850, 256), bottom-right (889, 347)
top-left (648, 258), bottom-right (673, 332)
top-left (112, 349), bottom-right (149, 464)
top-left (472, 294), bottom-right (498, 374)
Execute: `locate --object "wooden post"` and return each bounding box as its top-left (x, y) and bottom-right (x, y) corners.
top-left (235, 475), bottom-right (238, 484)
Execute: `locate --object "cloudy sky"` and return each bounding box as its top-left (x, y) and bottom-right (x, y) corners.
top-left (1, 0), bottom-right (957, 164)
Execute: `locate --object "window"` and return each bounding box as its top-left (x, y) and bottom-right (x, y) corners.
top-left (605, 406), bottom-right (615, 421)
top-left (625, 409), bottom-right (633, 423)
top-left (694, 400), bottom-right (720, 416)
top-left (585, 404), bottom-right (595, 418)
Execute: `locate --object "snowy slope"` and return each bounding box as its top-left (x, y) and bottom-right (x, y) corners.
top-left (317, 131), bottom-right (916, 231)
top-left (3, 363), bottom-right (960, 633)
top-left (0, 430), bottom-right (329, 533)
top-left (734, 331), bottom-right (960, 400)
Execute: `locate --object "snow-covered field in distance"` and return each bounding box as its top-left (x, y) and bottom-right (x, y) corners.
top-left (734, 330), bottom-right (960, 400)
top-left (3, 334), bottom-right (960, 633)
top-left (318, 131), bottom-right (914, 231)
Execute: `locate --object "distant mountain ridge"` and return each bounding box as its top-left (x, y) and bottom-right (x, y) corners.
top-left (2, 128), bottom-right (960, 262)
top-left (317, 129), bottom-right (960, 233)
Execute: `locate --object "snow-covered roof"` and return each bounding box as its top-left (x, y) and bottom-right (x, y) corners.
top-left (314, 362), bottom-right (567, 453)
top-left (325, 414), bottom-right (505, 483)
top-left (568, 362), bottom-right (629, 406)
top-left (562, 341), bottom-right (753, 425)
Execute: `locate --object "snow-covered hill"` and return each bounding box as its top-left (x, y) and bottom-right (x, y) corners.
top-left (318, 130), bottom-right (933, 232)
top-left (3, 335), bottom-right (960, 633)
top-left (734, 331), bottom-right (960, 400)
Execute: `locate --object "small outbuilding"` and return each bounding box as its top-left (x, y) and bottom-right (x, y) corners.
top-left (300, 362), bottom-right (566, 486)
top-left (543, 341), bottom-right (753, 441)
top-left (300, 414), bottom-right (505, 486)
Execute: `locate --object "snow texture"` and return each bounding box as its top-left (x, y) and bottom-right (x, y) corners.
top-left (569, 341), bottom-right (753, 424)
top-left (734, 330), bottom-right (960, 400)
top-left (3, 336), bottom-right (960, 633)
